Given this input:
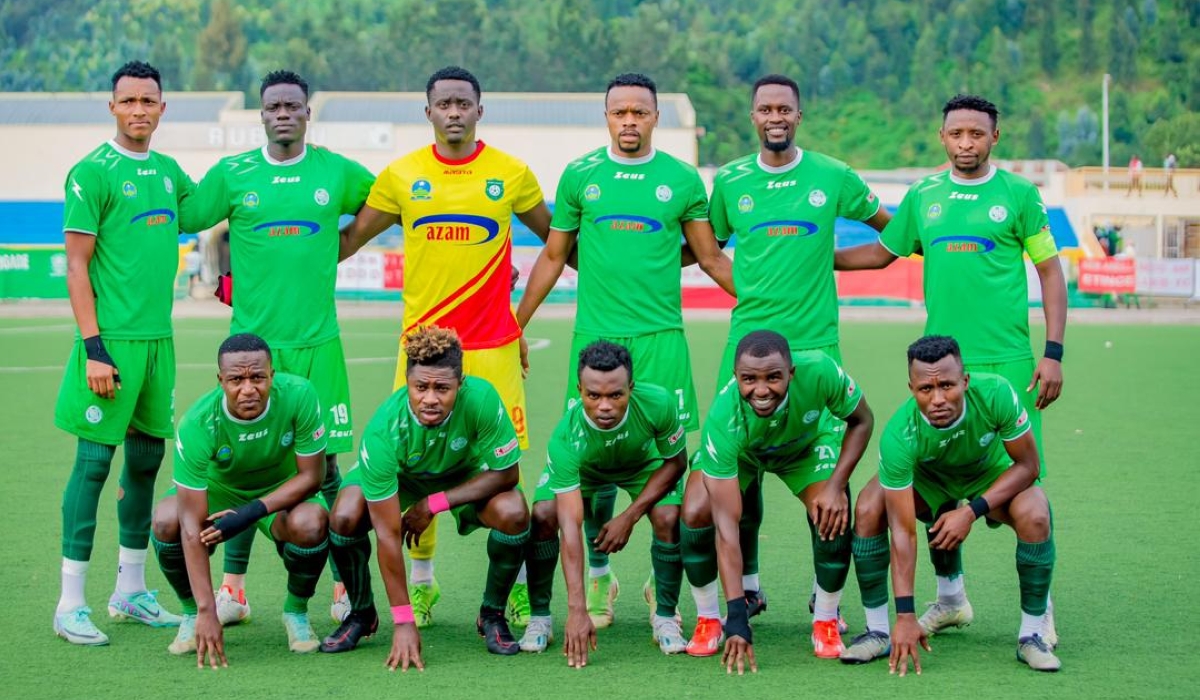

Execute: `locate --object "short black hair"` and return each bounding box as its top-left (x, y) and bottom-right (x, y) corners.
top-left (943, 94), bottom-right (999, 129)
top-left (112, 61), bottom-right (161, 91)
top-left (606, 73), bottom-right (657, 107)
top-left (752, 74), bottom-right (800, 105)
top-left (735, 330), bottom-right (792, 366)
top-left (218, 333), bottom-right (271, 364)
top-left (260, 70), bottom-right (309, 99)
top-left (577, 340), bottom-right (633, 380)
top-left (426, 66), bottom-right (481, 102)
top-left (404, 326), bottom-right (464, 378)
top-left (906, 335), bottom-right (962, 367)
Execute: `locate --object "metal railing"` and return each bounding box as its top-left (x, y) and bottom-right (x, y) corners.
top-left (1066, 167), bottom-right (1198, 197)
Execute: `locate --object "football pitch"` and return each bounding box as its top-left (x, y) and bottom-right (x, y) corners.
top-left (2, 309), bottom-right (1197, 698)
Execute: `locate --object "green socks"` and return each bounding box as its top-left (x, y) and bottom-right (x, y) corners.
top-left (118, 434), bottom-right (164, 550)
top-left (852, 533), bottom-right (890, 609)
top-left (809, 516), bottom-right (852, 593)
top-left (152, 534), bottom-right (194, 610)
top-left (61, 439), bottom-right (117, 561)
top-left (650, 538), bottom-right (683, 618)
top-left (583, 485), bottom-right (617, 569)
top-left (739, 478), bottom-right (764, 576)
top-left (282, 540), bottom-right (328, 614)
top-left (680, 522), bottom-right (718, 586)
top-left (483, 527), bottom-right (530, 611)
top-left (329, 529), bottom-right (374, 613)
top-left (221, 528), bottom-right (255, 576)
top-left (1016, 537), bottom-right (1055, 616)
top-left (526, 537), bottom-right (560, 617)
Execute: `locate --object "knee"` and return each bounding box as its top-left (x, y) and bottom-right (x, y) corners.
top-left (650, 506), bottom-right (680, 542)
top-left (492, 492), bottom-right (530, 535)
top-left (287, 505), bottom-right (329, 548)
top-left (1012, 498), bottom-right (1052, 541)
top-left (330, 500), bottom-right (365, 537)
top-left (151, 500), bottom-right (179, 542)
top-left (681, 498), bottom-right (711, 529)
top-left (853, 485), bottom-right (886, 536)
top-left (532, 500), bottom-right (559, 540)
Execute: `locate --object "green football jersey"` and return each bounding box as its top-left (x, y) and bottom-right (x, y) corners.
top-left (709, 150), bottom-right (879, 350)
top-left (878, 373), bottom-right (1031, 492)
top-left (551, 147), bottom-right (708, 336)
top-left (543, 383), bottom-right (686, 494)
top-left (173, 373), bottom-right (327, 499)
top-left (181, 145), bottom-right (375, 348)
top-left (694, 351), bottom-right (863, 478)
top-left (63, 141), bottom-right (196, 340)
top-left (356, 376), bottom-right (521, 502)
top-left (878, 166), bottom-right (1055, 363)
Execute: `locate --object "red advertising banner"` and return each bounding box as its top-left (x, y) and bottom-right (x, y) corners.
top-left (1078, 258), bottom-right (1136, 294)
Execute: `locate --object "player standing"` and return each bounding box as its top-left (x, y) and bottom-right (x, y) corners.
top-left (180, 70), bottom-right (374, 625)
top-left (881, 336), bottom-right (1059, 675)
top-left (53, 60), bottom-right (193, 645)
top-left (152, 334), bottom-right (330, 663)
top-left (337, 66), bottom-right (551, 629)
top-left (835, 94), bottom-right (1066, 661)
top-left (516, 73), bottom-right (733, 627)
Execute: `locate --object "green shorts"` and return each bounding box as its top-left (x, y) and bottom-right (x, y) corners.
top-left (532, 461), bottom-right (683, 507)
top-left (967, 357), bottom-right (1045, 473)
top-left (273, 337), bottom-right (353, 454)
top-left (700, 418), bottom-right (841, 496)
top-left (911, 463), bottom-right (1043, 528)
top-left (567, 329), bottom-right (699, 431)
top-left (163, 483), bottom-right (326, 539)
top-left (341, 464), bottom-right (520, 537)
top-left (54, 337), bottom-right (176, 445)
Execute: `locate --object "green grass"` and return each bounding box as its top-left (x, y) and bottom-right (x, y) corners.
top-left (2, 315), bottom-right (1198, 697)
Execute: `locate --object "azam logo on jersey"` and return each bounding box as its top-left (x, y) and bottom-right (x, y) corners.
top-left (254, 220), bottom-right (320, 238)
top-left (749, 219), bottom-right (818, 238)
top-left (931, 235), bottom-right (997, 253)
top-left (595, 214), bottom-right (664, 234)
top-left (130, 209), bottom-right (175, 227)
top-left (584, 184), bottom-right (601, 201)
top-left (411, 179), bottom-right (432, 201)
top-left (485, 179), bottom-right (504, 201)
top-left (415, 214), bottom-right (501, 245)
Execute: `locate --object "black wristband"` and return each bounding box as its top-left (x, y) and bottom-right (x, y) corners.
top-left (724, 597), bottom-right (753, 644)
top-left (895, 596), bottom-right (915, 615)
top-left (83, 335), bottom-right (117, 367)
top-left (1044, 340), bottom-right (1064, 362)
top-left (214, 499), bottom-right (268, 540)
top-left (968, 496), bottom-right (990, 519)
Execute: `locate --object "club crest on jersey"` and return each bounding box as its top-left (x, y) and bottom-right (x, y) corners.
top-left (217, 445), bottom-right (232, 460)
top-left (927, 204), bottom-right (942, 219)
top-left (585, 184), bottom-right (601, 201)
top-left (243, 192), bottom-right (260, 208)
top-left (411, 179), bottom-right (432, 201)
top-left (281, 430), bottom-right (294, 447)
top-left (656, 185), bottom-right (673, 202)
top-left (537, 471), bottom-right (550, 487)
top-left (451, 437), bottom-right (468, 451)
top-left (989, 205), bottom-right (1008, 222)
top-left (163, 176), bottom-right (174, 194)
top-left (803, 410), bottom-right (820, 424)
top-left (808, 189), bottom-right (827, 207)
top-left (738, 195), bottom-right (754, 213)
top-left (85, 405), bottom-right (103, 424)
top-left (979, 432), bottom-right (996, 447)
top-left (485, 179), bottom-right (504, 201)
top-left (122, 181), bottom-right (137, 198)
top-left (314, 188), bottom-right (330, 206)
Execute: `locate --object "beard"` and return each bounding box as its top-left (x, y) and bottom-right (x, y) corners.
top-left (762, 136), bottom-right (792, 153)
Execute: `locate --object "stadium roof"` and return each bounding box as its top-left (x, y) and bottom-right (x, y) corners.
top-left (310, 92), bottom-right (695, 128)
top-left (0, 92), bottom-right (243, 124)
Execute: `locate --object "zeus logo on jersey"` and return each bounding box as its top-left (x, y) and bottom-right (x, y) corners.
top-left (414, 214), bottom-right (501, 245)
top-left (930, 235), bottom-right (997, 253)
top-left (767, 180), bottom-right (797, 189)
top-left (949, 192), bottom-right (979, 201)
top-left (272, 176), bottom-right (300, 184)
top-left (130, 209), bottom-right (176, 227)
top-left (253, 220), bottom-right (320, 238)
top-left (239, 429), bottom-right (269, 442)
top-left (613, 172), bottom-right (645, 180)
top-left (594, 214), bottom-right (664, 233)
top-left (749, 220), bottom-right (818, 238)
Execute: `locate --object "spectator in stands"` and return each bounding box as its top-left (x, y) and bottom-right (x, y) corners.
top-left (1163, 153), bottom-right (1178, 198)
top-left (1126, 155), bottom-right (1143, 197)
